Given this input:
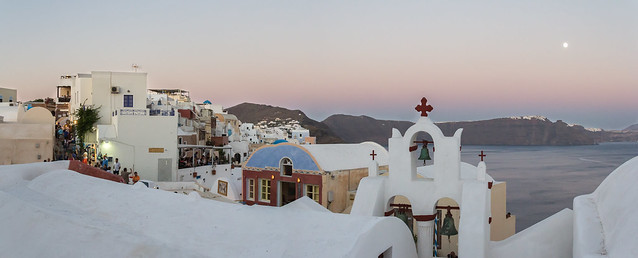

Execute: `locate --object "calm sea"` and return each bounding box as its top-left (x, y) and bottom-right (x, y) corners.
top-left (460, 142), bottom-right (638, 232)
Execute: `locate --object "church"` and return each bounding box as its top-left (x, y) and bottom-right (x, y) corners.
top-left (242, 142), bottom-right (388, 212)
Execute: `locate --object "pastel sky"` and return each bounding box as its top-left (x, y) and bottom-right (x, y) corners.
top-left (1, 1), bottom-right (636, 129)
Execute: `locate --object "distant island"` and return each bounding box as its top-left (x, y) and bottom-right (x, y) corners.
top-left (227, 103), bottom-right (638, 146)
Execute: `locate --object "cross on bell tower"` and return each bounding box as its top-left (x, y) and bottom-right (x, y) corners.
top-left (479, 150), bottom-right (486, 162)
top-left (415, 97), bottom-right (434, 117)
top-left (370, 150), bottom-right (377, 161)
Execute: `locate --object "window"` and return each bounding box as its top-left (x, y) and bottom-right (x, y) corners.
top-left (9, 96), bottom-right (12, 102)
top-left (0, 95), bottom-right (3, 102)
top-left (260, 179), bottom-right (271, 202)
top-left (123, 95), bottom-right (133, 107)
top-left (247, 179), bottom-right (255, 200)
top-left (281, 158), bottom-right (293, 176)
top-left (306, 184), bottom-right (319, 202)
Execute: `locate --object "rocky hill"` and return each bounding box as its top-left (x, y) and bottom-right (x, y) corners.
top-left (226, 103), bottom-right (633, 145)
top-left (436, 117), bottom-right (596, 145)
top-left (322, 115), bottom-right (413, 144)
top-left (624, 124), bottom-right (638, 131)
top-left (225, 103), bottom-right (343, 144)
top-left (324, 115), bottom-right (598, 145)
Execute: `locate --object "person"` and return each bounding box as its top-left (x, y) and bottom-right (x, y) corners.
top-left (121, 168), bottom-right (130, 184)
top-left (113, 158), bottom-right (121, 175)
top-left (82, 152), bottom-right (88, 164)
top-left (132, 172), bottom-right (140, 184)
top-left (101, 155), bottom-right (109, 169)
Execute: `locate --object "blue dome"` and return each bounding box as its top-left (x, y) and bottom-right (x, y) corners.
top-left (203, 100), bottom-right (212, 104)
top-left (272, 139), bottom-right (288, 144)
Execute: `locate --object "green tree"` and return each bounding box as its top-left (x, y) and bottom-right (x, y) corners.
top-left (73, 104), bottom-right (101, 153)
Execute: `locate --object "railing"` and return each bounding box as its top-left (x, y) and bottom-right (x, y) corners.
top-left (119, 109), bottom-right (147, 116)
top-left (149, 109), bottom-right (176, 116)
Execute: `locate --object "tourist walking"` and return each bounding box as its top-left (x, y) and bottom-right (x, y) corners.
top-left (113, 158), bottom-right (121, 175)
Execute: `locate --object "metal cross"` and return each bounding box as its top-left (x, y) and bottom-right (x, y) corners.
top-left (415, 97), bottom-right (434, 117)
top-left (479, 150), bottom-right (486, 161)
top-left (370, 150), bottom-right (377, 160)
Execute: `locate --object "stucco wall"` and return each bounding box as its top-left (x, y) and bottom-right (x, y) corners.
top-left (321, 166), bottom-right (383, 213)
top-left (0, 123), bottom-right (53, 164)
top-left (100, 114), bottom-right (178, 181)
top-left (0, 88), bottom-right (17, 103)
top-left (490, 182), bottom-right (516, 241)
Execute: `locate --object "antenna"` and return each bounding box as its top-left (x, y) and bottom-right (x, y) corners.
top-left (132, 64), bottom-right (140, 72)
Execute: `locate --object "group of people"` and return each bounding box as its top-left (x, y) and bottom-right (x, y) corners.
top-left (178, 152), bottom-right (214, 169)
top-left (87, 155), bottom-right (140, 184)
top-left (54, 122), bottom-right (77, 161)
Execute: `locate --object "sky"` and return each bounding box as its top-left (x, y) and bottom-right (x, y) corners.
top-left (1, 0), bottom-right (636, 130)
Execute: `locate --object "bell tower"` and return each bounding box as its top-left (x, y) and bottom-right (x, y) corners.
top-left (352, 97), bottom-right (492, 258)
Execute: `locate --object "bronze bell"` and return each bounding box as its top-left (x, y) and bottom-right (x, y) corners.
top-left (440, 210), bottom-right (458, 241)
top-left (418, 145), bottom-right (431, 164)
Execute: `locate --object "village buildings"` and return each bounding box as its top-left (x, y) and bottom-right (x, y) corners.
top-left (64, 71), bottom-right (178, 181)
top-left (242, 142), bottom-right (388, 212)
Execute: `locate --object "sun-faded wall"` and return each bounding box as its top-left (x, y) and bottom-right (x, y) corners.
top-left (322, 165), bottom-right (388, 213)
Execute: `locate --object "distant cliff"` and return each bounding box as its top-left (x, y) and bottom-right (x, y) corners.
top-left (226, 103), bottom-right (634, 146)
top-left (322, 115), bottom-right (413, 144)
top-left (225, 103), bottom-right (343, 144)
top-left (436, 117), bottom-right (596, 145)
top-left (324, 115), bottom-right (599, 146)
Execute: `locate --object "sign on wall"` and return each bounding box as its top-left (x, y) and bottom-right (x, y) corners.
top-left (148, 148), bottom-right (164, 153)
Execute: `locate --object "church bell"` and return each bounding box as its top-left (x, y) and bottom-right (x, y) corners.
top-left (440, 211), bottom-right (458, 241)
top-left (418, 146), bottom-right (431, 163)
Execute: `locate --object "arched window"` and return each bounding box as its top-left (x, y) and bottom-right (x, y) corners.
top-left (280, 158), bottom-right (293, 176)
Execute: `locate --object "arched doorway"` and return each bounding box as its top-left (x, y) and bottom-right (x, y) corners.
top-left (434, 197), bottom-right (460, 257)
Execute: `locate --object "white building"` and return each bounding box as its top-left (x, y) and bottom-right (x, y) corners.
top-left (0, 87), bottom-right (17, 103)
top-left (67, 71), bottom-right (178, 181)
top-left (0, 104), bottom-right (54, 164)
top-left (240, 122), bottom-right (259, 144)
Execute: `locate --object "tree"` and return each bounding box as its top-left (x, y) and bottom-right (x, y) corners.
top-left (73, 104), bottom-right (101, 153)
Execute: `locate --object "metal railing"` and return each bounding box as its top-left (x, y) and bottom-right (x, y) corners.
top-left (149, 109), bottom-right (176, 116)
top-left (119, 109), bottom-right (147, 116)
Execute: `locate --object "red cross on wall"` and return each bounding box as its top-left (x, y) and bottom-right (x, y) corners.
top-left (479, 150), bottom-right (486, 161)
top-left (370, 150), bottom-right (377, 161)
top-left (415, 97), bottom-right (434, 117)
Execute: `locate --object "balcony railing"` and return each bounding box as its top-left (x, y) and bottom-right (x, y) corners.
top-left (149, 109), bottom-right (176, 116)
top-left (119, 109), bottom-right (147, 116)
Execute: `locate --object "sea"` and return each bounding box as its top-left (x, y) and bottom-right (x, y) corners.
top-left (459, 142), bottom-right (638, 232)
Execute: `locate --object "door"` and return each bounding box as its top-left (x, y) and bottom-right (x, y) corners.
top-left (279, 181), bottom-right (296, 206)
top-left (158, 158), bottom-right (172, 181)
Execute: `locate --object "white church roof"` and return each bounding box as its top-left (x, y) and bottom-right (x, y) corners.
top-left (0, 162), bottom-right (416, 258)
top-left (417, 162), bottom-right (495, 182)
top-left (303, 142), bottom-right (388, 171)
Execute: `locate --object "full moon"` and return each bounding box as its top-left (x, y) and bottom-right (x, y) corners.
top-left (563, 42), bottom-right (569, 48)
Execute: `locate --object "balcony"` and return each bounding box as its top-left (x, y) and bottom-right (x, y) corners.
top-left (149, 109), bottom-right (176, 116)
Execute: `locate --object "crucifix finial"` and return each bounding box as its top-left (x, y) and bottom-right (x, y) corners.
top-left (479, 150), bottom-right (486, 162)
top-left (370, 150), bottom-right (377, 161)
top-left (415, 97), bottom-right (433, 117)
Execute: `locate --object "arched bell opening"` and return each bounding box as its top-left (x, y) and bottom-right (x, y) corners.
top-left (433, 197), bottom-right (460, 257)
top-left (386, 195), bottom-right (417, 241)
top-left (410, 131), bottom-right (435, 176)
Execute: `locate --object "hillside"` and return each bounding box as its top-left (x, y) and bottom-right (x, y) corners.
top-left (322, 115), bottom-right (413, 144)
top-left (324, 115), bottom-right (598, 145)
top-left (436, 117), bottom-right (596, 145)
top-left (624, 124), bottom-right (638, 131)
top-left (225, 103), bottom-right (633, 145)
top-left (225, 103), bottom-right (343, 144)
